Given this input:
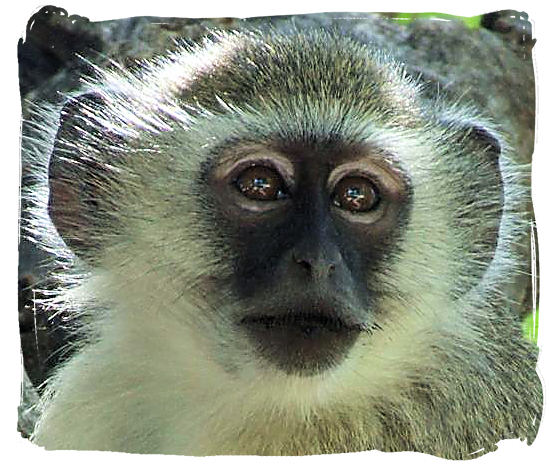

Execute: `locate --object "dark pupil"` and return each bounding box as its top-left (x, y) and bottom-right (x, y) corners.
top-left (334, 177), bottom-right (378, 212)
top-left (236, 166), bottom-right (284, 201)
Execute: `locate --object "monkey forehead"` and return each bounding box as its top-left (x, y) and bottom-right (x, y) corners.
top-left (215, 139), bottom-right (395, 162)
top-left (77, 30), bottom-right (430, 160)
top-left (174, 30), bottom-right (423, 127)
top-left (211, 139), bottom-right (411, 184)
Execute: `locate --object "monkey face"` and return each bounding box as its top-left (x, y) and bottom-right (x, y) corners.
top-left (206, 140), bottom-right (412, 375)
top-left (25, 23), bottom-right (541, 456)
top-left (41, 29), bottom-right (506, 391)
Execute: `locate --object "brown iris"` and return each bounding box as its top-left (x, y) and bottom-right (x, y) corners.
top-left (235, 165), bottom-right (287, 201)
top-left (332, 176), bottom-right (379, 213)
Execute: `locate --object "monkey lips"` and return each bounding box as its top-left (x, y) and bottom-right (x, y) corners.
top-left (240, 307), bottom-right (365, 375)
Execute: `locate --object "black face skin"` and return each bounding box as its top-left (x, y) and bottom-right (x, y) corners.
top-left (208, 139), bottom-right (411, 376)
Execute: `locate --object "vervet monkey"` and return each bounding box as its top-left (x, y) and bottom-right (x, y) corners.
top-left (24, 27), bottom-right (542, 457)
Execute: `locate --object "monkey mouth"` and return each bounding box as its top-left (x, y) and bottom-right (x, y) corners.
top-left (240, 311), bottom-right (365, 376)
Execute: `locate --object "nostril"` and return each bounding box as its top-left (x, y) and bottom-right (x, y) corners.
top-left (293, 253), bottom-right (313, 271)
top-left (292, 252), bottom-right (337, 278)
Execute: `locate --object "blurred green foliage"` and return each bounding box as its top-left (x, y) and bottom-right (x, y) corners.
top-left (383, 13), bottom-right (482, 29)
top-left (522, 308), bottom-right (539, 344)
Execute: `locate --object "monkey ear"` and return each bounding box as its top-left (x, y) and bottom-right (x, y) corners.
top-left (463, 124), bottom-right (502, 164)
top-left (439, 116), bottom-right (505, 271)
top-left (441, 116), bottom-right (503, 164)
top-left (48, 93), bottom-right (122, 257)
top-left (439, 115), bottom-right (505, 200)
top-left (447, 116), bottom-right (505, 197)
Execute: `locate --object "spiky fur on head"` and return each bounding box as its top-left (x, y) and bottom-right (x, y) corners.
top-left (23, 29), bottom-right (541, 458)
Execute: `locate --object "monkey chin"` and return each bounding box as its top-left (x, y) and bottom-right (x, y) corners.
top-left (240, 311), bottom-right (364, 376)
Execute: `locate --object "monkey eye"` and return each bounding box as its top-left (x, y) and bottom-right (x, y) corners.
top-left (332, 176), bottom-right (380, 213)
top-left (235, 165), bottom-right (288, 201)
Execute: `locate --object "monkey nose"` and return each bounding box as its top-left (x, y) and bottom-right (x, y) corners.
top-left (292, 251), bottom-right (339, 280)
top-left (292, 254), bottom-right (336, 278)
